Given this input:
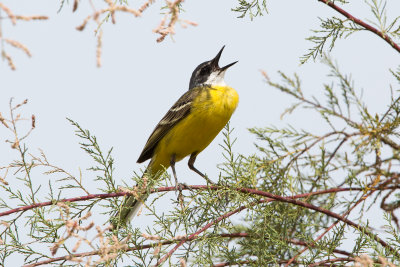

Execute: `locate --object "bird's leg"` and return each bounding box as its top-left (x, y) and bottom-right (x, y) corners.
top-left (170, 154), bottom-right (180, 190)
top-left (170, 154), bottom-right (187, 204)
top-left (188, 153), bottom-right (215, 185)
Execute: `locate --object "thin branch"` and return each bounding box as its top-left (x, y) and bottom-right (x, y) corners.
top-left (318, 0), bottom-right (400, 53)
top-left (157, 188), bottom-right (399, 263)
top-left (29, 232), bottom-right (352, 267)
top-left (212, 260), bottom-right (253, 267)
top-left (24, 232), bottom-right (248, 267)
top-left (2, 185), bottom-right (400, 218)
top-left (285, 189), bottom-right (375, 266)
top-left (155, 200), bottom-right (265, 266)
top-left (0, 192), bottom-right (125, 217)
top-left (213, 260), bottom-right (333, 266)
top-left (288, 239), bottom-right (352, 257)
top-left (2, 184), bottom-right (399, 257)
top-left (309, 257), bottom-right (354, 267)
top-left (8, 184), bottom-right (396, 265)
top-left (381, 136), bottom-right (400, 150)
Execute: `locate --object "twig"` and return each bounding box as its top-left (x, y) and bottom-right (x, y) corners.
top-left (157, 189), bottom-right (399, 264)
top-left (318, 0), bottom-right (400, 53)
top-left (2, 185), bottom-right (400, 218)
top-left (288, 239), bottom-right (352, 257)
top-left (285, 189), bottom-right (375, 266)
top-left (212, 260), bottom-right (254, 266)
top-left (381, 136), bottom-right (400, 151)
top-left (155, 200), bottom-right (262, 266)
top-left (308, 257), bottom-right (354, 267)
top-left (6, 184), bottom-right (394, 265)
top-left (1, 184), bottom-right (398, 257)
top-left (24, 232), bottom-right (247, 267)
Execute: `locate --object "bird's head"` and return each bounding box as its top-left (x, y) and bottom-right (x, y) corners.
top-left (188, 46), bottom-right (237, 90)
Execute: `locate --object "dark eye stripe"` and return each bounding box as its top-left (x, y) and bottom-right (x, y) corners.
top-left (200, 66), bottom-right (210, 75)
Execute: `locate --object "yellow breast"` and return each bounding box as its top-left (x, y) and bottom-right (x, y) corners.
top-left (151, 85), bottom-right (238, 170)
top-left (191, 85), bottom-right (239, 130)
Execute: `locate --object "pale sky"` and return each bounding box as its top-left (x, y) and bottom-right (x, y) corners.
top-left (1, 0), bottom-right (400, 265)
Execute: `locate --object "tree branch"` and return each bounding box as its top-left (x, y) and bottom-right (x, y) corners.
top-left (23, 232), bottom-right (249, 267)
top-left (285, 189), bottom-right (375, 266)
top-left (318, 0), bottom-right (400, 53)
top-left (25, 232), bottom-right (354, 267)
top-left (154, 200), bottom-right (266, 266)
top-left (2, 185), bottom-right (399, 217)
top-left (309, 257), bottom-right (354, 267)
top-left (0, 185), bottom-right (342, 217)
top-left (19, 182), bottom-right (392, 266)
top-left (381, 136), bottom-right (400, 151)
top-left (156, 187), bottom-right (399, 264)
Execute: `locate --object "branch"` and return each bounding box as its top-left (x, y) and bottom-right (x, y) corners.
top-left (24, 232), bottom-right (248, 267)
top-left (2, 185), bottom-right (400, 217)
top-left (285, 189), bottom-right (375, 266)
top-left (309, 257), bottom-right (354, 267)
top-left (155, 199), bottom-right (271, 266)
top-left (212, 260), bottom-right (253, 267)
top-left (269, 192), bottom-right (400, 258)
top-left (318, 0), bottom-right (400, 53)
top-left (156, 186), bottom-right (399, 264)
top-left (213, 260), bottom-right (334, 266)
top-left (26, 230), bottom-right (352, 266)
top-left (288, 239), bottom-right (352, 257)
top-left (0, 192), bottom-right (126, 217)
top-left (381, 136), bottom-right (400, 151)
top-left (20, 183), bottom-right (389, 266)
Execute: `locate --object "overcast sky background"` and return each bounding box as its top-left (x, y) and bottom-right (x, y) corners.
top-left (1, 0), bottom-right (400, 265)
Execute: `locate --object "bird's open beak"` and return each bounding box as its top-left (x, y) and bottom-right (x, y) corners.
top-left (220, 60), bottom-right (238, 72)
top-left (211, 46), bottom-right (238, 72)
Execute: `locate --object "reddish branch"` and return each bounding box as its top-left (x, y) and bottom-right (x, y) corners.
top-left (212, 260), bottom-right (253, 267)
top-left (3, 185), bottom-right (400, 265)
top-left (0, 192), bottom-right (127, 217)
top-left (309, 257), bottom-right (354, 267)
top-left (213, 260), bottom-right (341, 267)
top-left (26, 231), bottom-right (354, 267)
top-left (213, 258), bottom-right (348, 266)
top-left (288, 239), bottom-right (352, 257)
top-left (318, 0), bottom-right (400, 53)
top-left (154, 200), bottom-right (266, 266)
top-left (0, 185), bottom-right (336, 217)
top-left (156, 189), bottom-right (399, 264)
top-left (285, 190), bottom-right (375, 266)
top-left (24, 232), bottom-right (249, 267)
top-left (24, 238), bottom-right (178, 267)
top-left (3, 185), bottom-right (399, 218)
top-left (257, 192), bottom-right (398, 257)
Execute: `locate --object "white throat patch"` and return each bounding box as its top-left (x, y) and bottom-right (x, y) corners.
top-left (205, 70), bottom-right (227, 86)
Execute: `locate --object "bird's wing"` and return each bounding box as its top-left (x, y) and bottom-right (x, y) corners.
top-left (137, 87), bottom-right (203, 163)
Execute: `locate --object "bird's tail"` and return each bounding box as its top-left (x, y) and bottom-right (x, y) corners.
top-left (114, 193), bottom-right (147, 227)
top-left (112, 159), bottom-right (167, 229)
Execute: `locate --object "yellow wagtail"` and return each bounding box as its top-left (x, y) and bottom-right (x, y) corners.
top-left (114, 46), bottom-right (239, 226)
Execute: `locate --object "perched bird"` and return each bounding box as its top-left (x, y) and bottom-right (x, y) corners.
top-left (113, 46), bottom-right (239, 227)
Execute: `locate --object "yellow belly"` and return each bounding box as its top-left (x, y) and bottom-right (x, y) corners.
top-left (150, 85), bottom-right (239, 172)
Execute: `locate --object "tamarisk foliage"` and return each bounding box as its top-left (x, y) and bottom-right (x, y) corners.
top-left (1, 0), bottom-right (400, 266)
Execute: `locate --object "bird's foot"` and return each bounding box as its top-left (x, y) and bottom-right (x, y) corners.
top-left (175, 182), bottom-right (184, 208)
top-left (202, 174), bottom-right (217, 186)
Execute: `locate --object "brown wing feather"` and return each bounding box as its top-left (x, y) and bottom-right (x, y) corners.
top-left (137, 88), bottom-right (202, 163)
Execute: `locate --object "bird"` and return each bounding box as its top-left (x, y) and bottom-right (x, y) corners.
top-left (113, 46), bottom-right (239, 228)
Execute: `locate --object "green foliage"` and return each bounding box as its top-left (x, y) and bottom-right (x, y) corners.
top-left (300, 17), bottom-right (363, 64)
top-left (301, 0), bottom-right (400, 64)
top-left (232, 0), bottom-right (268, 19)
top-left (1, 0), bottom-right (400, 266)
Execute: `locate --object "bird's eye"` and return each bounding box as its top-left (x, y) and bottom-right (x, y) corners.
top-left (199, 66), bottom-right (210, 75)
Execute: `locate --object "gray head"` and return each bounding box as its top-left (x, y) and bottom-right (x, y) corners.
top-left (188, 46), bottom-right (238, 90)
